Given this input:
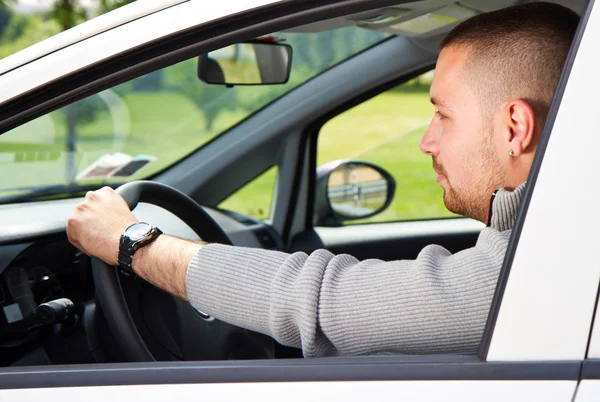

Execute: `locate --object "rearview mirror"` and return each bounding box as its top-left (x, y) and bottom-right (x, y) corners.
top-left (314, 160), bottom-right (396, 226)
top-left (198, 41), bottom-right (292, 86)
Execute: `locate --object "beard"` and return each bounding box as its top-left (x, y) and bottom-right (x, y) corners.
top-left (433, 134), bottom-right (507, 223)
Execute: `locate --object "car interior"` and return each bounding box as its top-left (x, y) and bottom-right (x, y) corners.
top-left (0, 0), bottom-right (586, 367)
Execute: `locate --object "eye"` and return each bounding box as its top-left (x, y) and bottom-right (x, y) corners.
top-left (435, 110), bottom-right (447, 120)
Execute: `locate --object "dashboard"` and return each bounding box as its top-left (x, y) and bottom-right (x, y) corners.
top-left (0, 197), bottom-right (285, 366)
top-left (0, 241), bottom-right (89, 341)
top-left (0, 239), bottom-right (92, 366)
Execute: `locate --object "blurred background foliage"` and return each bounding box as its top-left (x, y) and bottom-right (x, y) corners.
top-left (0, 0), bottom-right (134, 58)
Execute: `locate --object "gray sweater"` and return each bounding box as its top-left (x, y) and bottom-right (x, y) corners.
top-left (186, 184), bottom-right (525, 357)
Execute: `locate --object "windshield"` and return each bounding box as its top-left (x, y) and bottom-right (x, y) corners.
top-left (0, 26), bottom-right (390, 203)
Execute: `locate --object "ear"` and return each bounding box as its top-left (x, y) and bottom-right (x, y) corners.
top-left (505, 99), bottom-right (536, 156)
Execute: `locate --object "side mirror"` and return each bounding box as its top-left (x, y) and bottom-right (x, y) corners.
top-left (314, 160), bottom-right (396, 226)
top-left (198, 40), bottom-right (292, 86)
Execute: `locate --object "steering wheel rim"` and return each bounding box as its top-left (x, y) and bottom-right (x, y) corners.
top-left (91, 180), bottom-right (232, 362)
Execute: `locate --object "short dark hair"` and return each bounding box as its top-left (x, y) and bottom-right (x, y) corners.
top-left (440, 2), bottom-right (579, 124)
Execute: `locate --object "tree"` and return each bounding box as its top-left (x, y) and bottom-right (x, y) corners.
top-left (50, 0), bottom-right (86, 31)
top-left (163, 58), bottom-right (235, 131)
top-left (49, 0), bottom-right (137, 30)
top-left (0, 0), bottom-right (15, 10)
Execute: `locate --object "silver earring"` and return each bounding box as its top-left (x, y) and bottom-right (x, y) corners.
top-left (509, 150), bottom-right (515, 156)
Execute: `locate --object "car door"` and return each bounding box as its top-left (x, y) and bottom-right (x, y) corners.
top-left (1, 0), bottom-right (599, 400)
top-left (577, 283), bottom-right (600, 401)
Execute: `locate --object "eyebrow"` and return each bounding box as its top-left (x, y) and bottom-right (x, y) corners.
top-left (430, 96), bottom-right (453, 110)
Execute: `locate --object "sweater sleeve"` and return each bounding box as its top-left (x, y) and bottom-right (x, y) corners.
top-left (185, 228), bottom-right (510, 357)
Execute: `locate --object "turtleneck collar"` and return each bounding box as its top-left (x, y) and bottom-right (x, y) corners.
top-left (486, 182), bottom-right (526, 232)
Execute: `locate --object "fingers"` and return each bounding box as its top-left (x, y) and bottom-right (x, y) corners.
top-left (67, 185), bottom-right (134, 266)
top-left (83, 187), bottom-right (123, 207)
top-left (89, 186), bottom-right (125, 204)
top-left (86, 187), bottom-right (109, 200)
top-left (69, 190), bottom-right (98, 249)
top-left (66, 213), bottom-right (80, 250)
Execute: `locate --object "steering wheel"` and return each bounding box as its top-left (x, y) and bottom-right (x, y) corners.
top-left (91, 181), bottom-right (232, 362)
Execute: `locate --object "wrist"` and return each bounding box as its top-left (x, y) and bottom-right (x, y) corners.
top-left (131, 233), bottom-right (166, 273)
top-left (118, 222), bottom-right (161, 274)
top-left (109, 220), bottom-right (137, 266)
top-left (131, 235), bottom-right (206, 300)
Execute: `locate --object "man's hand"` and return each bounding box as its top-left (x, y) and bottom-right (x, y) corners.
top-left (67, 186), bottom-right (205, 300)
top-left (67, 186), bottom-right (137, 266)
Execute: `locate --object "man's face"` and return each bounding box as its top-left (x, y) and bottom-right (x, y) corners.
top-left (420, 46), bottom-right (507, 223)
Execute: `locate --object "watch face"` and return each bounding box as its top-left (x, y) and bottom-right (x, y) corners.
top-left (126, 222), bottom-right (153, 241)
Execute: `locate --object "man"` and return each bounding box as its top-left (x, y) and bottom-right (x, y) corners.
top-left (67, 2), bottom-right (579, 357)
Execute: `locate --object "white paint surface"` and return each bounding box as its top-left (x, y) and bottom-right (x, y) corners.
top-left (573, 381), bottom-right (600, 402)
top-left (487, 0), bottom-right (600, 361)
top-left (0, 380), bottom-right (577, 402)
top-left (587, 297), bottom-right (600, 357)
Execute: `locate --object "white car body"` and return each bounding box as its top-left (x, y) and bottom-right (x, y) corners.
top-left (0, 0), bottom-right (281, 103)
top-left (1, 0), bottom-right (599, 400)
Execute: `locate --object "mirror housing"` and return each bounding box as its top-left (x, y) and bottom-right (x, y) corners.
top-left (198, 40), bottom-right (292, 86)
top-left (314, 160), bottom-right (396, 226)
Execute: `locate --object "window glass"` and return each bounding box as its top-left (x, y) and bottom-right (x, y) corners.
top-left (317, 72), bottom-right (456, 224)
top-left (0, 26), bottom-right (389, 204)
top-left (218, 166), bottom-right (278, 221)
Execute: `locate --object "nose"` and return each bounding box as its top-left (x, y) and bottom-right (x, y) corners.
top-left (420, 119), bottom-right (439, 156)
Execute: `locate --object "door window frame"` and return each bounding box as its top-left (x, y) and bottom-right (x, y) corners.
top-left (479, 0), bottom-right (597, 362)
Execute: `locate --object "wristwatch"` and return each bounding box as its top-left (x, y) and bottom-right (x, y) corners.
top-left (118, 222), bottom-right (162, 275)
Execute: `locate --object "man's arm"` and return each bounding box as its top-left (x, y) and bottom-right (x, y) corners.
top-left (131, 235), bottom-right (202, 300)
top-left (185, 231), bottom-right (508, 357)
top-left (67, 186), bottom-right (201, 300)
top-left (68, 186), bottom-right (509, 358)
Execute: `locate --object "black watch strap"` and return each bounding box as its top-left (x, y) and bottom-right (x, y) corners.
top-left (118, 249), bottom-right (135, 276)
top-left (118, 224), bottom-right (162, 276)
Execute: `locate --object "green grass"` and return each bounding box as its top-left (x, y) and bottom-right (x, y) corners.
top-left (218, 166), bottom-right (278, 220)
top-left (0, 86), bottom-right (455, 224)
top-left (317, 91), bottom-right (436, 165)
top-left (317, 90), bottom-right (456, 224)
